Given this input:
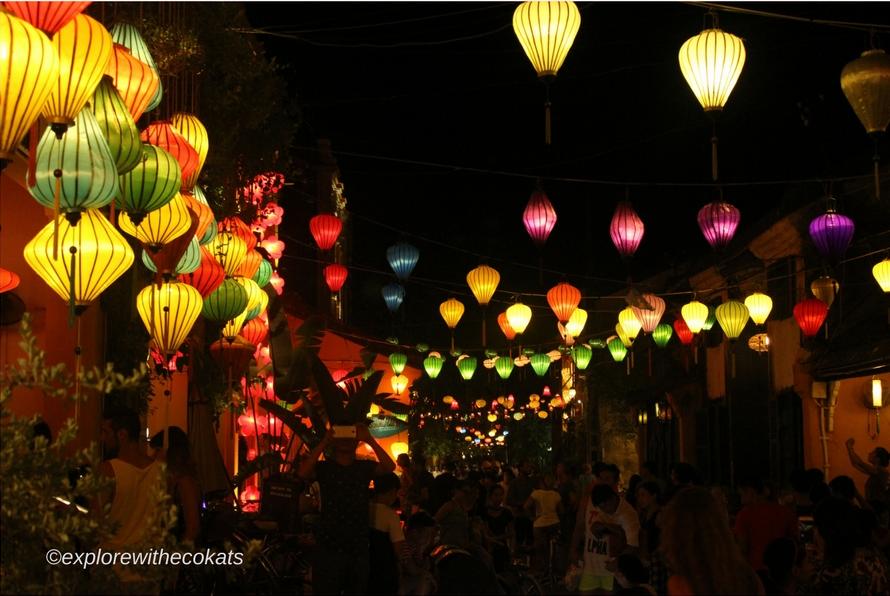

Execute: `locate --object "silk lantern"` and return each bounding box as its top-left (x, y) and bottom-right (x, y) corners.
top-left (809, 206), bottom-right (854, 262)
top-left (243, 288), bottom-right (268, 323)
top-left (110, 23), bottom-right (162, 112)
top-left (572, 344), bottom-right (592, 370)
top-left (222, 277), bottom-right (264, 340)
top-left (703, 305), bottom-right (717, 331)
top-left (2, 2), bottom-right (91, 35)
top-left (512, 0), bottom-right (580, 78)
top-left (136, 281), bottom-right (202, 356)
top-left (201, 278), bottom-right (248, 322)
top-left (240, 318), bottom-right (268, 347)
top-left (324, 264), bottom-right (348, 293)
top-left (105, 43), bottom-right (159, 122)
top-left (179, 245), bottom-right (225, 297)
top-left (0, 268), bottom-right (20, 293)
top-left (715, 300), bottom-right (749, 340)
top-left (522, 189), bottom-right (557, 247)
top-left (565, 307), bottom-right (587, 338)
top-left (269, 272), bottom-right (284, 295)
top-left (386, 242), bottom-right (419, 280)
top-left (467, 265), bottom-right (500, 306)
top-left (698, 200), bottom-right (740, 249)
top-left (744, 292), bottom-right (773, 326)
top-left (141, 121), bottom-right (198, 192)
top-left (192, 187), bottom-right (217, 245)
top-left (457, 357), bottom-right (477, 381)
top-left (547, 282), bottom-right (580, 323)
top-left (794, 298), bottom-right (828, 337)
top-left (495, 356), bottom-right (514, 380)
top-left (309, 213), bottom-right (342, 250)
top-left (254, 258), bottom-right (273, 288)
top-left (142, 235), bottom-right (200, 276)
top-left (497, 312), bottom-right (517, 341)
top-left (673, 318), bottom-right (694, 345)
top-left (210, 231), bottom-right (248, 277)
top-left (653, 323), bottom-right (673, 347)
top-left (618, 307), bottom-right (642, 341)
top-left (681, 300), bottom-right (709, 334)
top-left (389, 352), bottom-right (407, 375)
top-left (423, 354), bottom-right (444, 379)
top-left (0, 11), bottom-right (59, 162)
top-left (631, 294), bottom-right (665, 334)
top-left (506, 302), bottom-right (532, 335)
top-left (440, 298), bottom-right (465, 329)
top-left (810, 277), bottom-right (840, 309)
top-left (220, 217), bottom-right (257, 251)
top-left (119, 192), bottom-right (192, 250)
top-left (170, 113), bottom-right (209, 190)
top-left (608, 337), bottom-right (628, 362)
top-left (382, 283), bottom-right (405, 313)
top-left (615, 323), bottom-right (633, 348)
top-left (117, 143), bottom-right (181, 224)
top-left (873, 258), bottom-right (890, 292)
top-left (182, 192), bottom-right (214, 242)
top-left (610, 201), bottom-right (645, 259)
top-left (530, 353), bottom-right (551, 377)
top-left (91, 76), bottom-right (141, 174)
top-left (391, 374), bottom-right (408, 394)
top-left (678, 23), bottom-right (746, 112)
top-left (235, 249), bottom-right (263, 281)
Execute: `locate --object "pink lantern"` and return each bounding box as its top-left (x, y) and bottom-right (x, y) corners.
top-left (269, 271), bottom-right (285, 295)
top-left (260, 235), bottom-right (285, 260)
top-left (631, 293), bottom-right (666, 334)
top-left (610, 201), bottom-right (644, 258)
top-left (240, 485), bottom-right (260, 512)
top-left (522, 190), bottom-right (558, 247)
top-left (698, 200), bottom-right (740, 250)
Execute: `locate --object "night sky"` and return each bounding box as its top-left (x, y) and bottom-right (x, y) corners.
top-left (244, 2), bottom-right (889, 351)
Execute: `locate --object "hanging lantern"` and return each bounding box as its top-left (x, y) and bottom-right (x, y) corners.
top-left (259, 236), bottom-right (285, 261)
top-left (269, 271), bottom-right (285, 295)
top-left (389, 352), bottom-right (408, 375)
top-left (505, 302), bottom-right (532, 335)
top-left (681, 300), bottom-right (709, 334)
top-left (652, 323), bottom-right (673, 347)
top-left (386, 242), bottom-right (420, 280)
top-left (467, 265), bottom-right (500, 306)
top-left (2, 2), bottom-right (91, 36)
top-left (29, 106), bottom-right (117, 224)
top-left (423, 354), bottom-right (444, 379)
top-left (105, 43), bottom-right (159, 122)
top-left (565, 307), bottom-right (587, 338)
top-left (324, 264), bottom-right (348, 293)
top-left (220, 217), bottom-right (257, 251)
top-left (440, 298), bottom-right (465, 329)
top-left (109, 22), bottom-right (162, 112)
top-left (530, 353), bottom-right (551, 377)
top-left (744, 292), bottom-right (773, 326)
top-left (610, 201), bottom-right (645, 259)
top-left (170, 113), bottom-right (209, 190)
top-left (615, 323), bottom-right (633, 348)
top-left (241, 317), bottom-right (268, 348)
top-left (698, 200), bottom-right (740, 249)
top-left (715, 300), bottom-right (749, 340)
top-left (748, 333), bottom-right (770, 353)
top-left (116, 143), bottom-right (182, 225)
top-left (513, 1), bottom-right (580, 78)
top-left (873, 258), bottom-right (890, 292)
top-left (457, 357), bottom-right (477, 381)
top-left (678, 23), bottom-right (746, 112)
top-left (243, 289), bottom-right (268, 323)
top-left (181, 193), bottom-right (214, 243)
top-left (810, 277), bottom-right (840, 309)
top-left (497, 312), bottom-right (517, 341)
top-left (23, 208), bottom-right (133, 310)
top-left (90, 76), bottom-right (141, 174)
top-left (495, 356), bottom-right (514, 380)
top-left (142, 235), bottom-right (200, 276)
top-left (793, 298), bottom-right (829, 337)
top-left (618, 307), bottom-right (642, 341)
top-left (547, 282), bottom-right (581, 323)
top-left (809, 206), bottom-right (855, 262)
top-left (841, 48), bottom-right (890, 135)
top-left (234, 249), bottom-right (263, 281)
top-left (119, 192), bottom-right (192, 250)
top-left (42, 14), bottom-right (112, 135)
top-left (382, 283), bottom-right (405, 313)
top-left (192, 188), bottom-right (217, 245)
top-left (141, 121), bottom-right (199, 192)
top-left (572, 344), bottom-right (592, 369)
top-left (607, 337), bottom-right (628, 362)
top-left (209, 231), bottom-right (248, 277)
top-left (309, 213), bottom-right (342, 251)
top-left (201, 278), bottom-right (248, 322)
top-left (0, 11), bottom-right (59, 162)
top-left (673, 318), bottom-right (694, 345)
top-left (0, 268), bottom-right (20, 294)
top-left (631, 294), bottom-right (665, 334)
top-left (136, 281), bottom-right (202, 356)
top-left (253, 258), bottom-right (273, 289)
top-left (702, 305), bottom-right (717, 331)
top-left (221, 278), bottom-right (264, 340)
top-left (179, 245), bottom-right (225, 298)
top-left (522, 189), bottom-right (558, 247)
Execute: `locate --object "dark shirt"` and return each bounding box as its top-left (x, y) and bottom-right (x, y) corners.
top-left (316, 459), bottom-right (378, 553)
top-left (482, 505), bottom-right (514, 538)
top-left (506, 475), bottom-right (535, 510)
top-left (429, 472), bottom-right (455, 514)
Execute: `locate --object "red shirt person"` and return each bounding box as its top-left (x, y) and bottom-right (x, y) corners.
top-left (733, 476), bottom-right (799, 571)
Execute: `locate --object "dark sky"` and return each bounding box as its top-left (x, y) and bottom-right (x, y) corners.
top-left (244, 2), bottom-right (889, 351)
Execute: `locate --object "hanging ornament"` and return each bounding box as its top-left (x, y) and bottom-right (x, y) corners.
top-left (118, 192), bottom-right (192, 250)
top-left (873, 258), bottom-right (890, 292)
top-left (678, 19), bottom-right (746, 112)
top-left (715, 300), bottom-right (749, 340)
top-left (90, 76), bottom-right (141, 174)
top-left (530, 353), bottom-right (551, 377)
top-left (105, 43), bottom-right (159, 122)
top-left (0, 268), bottom-right (20, 294)
top-left (618, 307), bottom-right (642, 341)
top-left (116, 143), bottom-right (182, 225)
top-left (808, 204), bottom-right (855, 263)
top-left (681, 300), bottom-right (709, 334)
top-left (505, 302), bottom-right (532, 335)
top-left (440, 297), bottom-right (465, 329)
top-left (109, 22), bottom-right (162, 112)
top-left (423, 354), bottom-right (444, 379)
top-left (234, 249), bottom-right (263, 281)
top-left (744, 292), bottom-right (773, 326)
top-left (698, 200), bottom-right (740, 250)
top-left (673, 318), bottom-right (694, 345)
top-left (324, 263), bottom-right (348, 293)
top-left (240, 318), bottom-right (268, 348)
top-left (810, 277), bottom-right (840, 309)
top-left (136, 281), bottom-right (202, 356)
top-left (467, 265), bottom-right (500, 306)
top-left (221, 277), bottom-right (264, 340)
top-left (390, 374), bottom-right (409, 395)
top-left (209, 230), bottom-right (248, 277)
top-left (242, 288), bottom-right (269, 323)
top-left (610, 201), bottom-right (645, 259)
top-left (0, 11), bottom-right (59, 163)
top-left (142, 235), bottom-right (200, 276)
top-left (2, 2), bottom-right (91, 36)
top-left (386, 242), bottom-right (420, 280)
top-left (608, 337), bottom-right (628, 362)
top-left (219, 216), bottom-right (257, 251)
top-left (192, 187), bottom-right (217, 245)
top-left (631, 294), bottom-right (665, 334)
top-left (652, 323), bottom-right (673, 347)
top-left (179, 245), bottom-right (225, 298)
top-left (141, 121), bottom-right (199, 192)
top-left (497, 312), bottom-right (517, 341)
top-left (547, 282), bottom-right (581, 323)
top-left (565, 307), bottom-right (587, 338)
top-left (382, 283), bottom-right (405, 313)
top-left (572, 344), bottom-right (592, 369)
top-left (253, 258), bottom-right (273, 289)
top-left (615, 323), bottom-right (633, 348)
top-left (457, 356), bottom-right (477, 381)
top-left (181, 192), bottom-right (214, 243)
top-left (170, 113), bottom-right (209, 190)
top-left (702, 305), bottom-right (717, 331)
top-left (522, 189), bottom-right (558, 247)
top-left (309, 213), bottom-right (342, 251)
top-left (495, 356), bottom-right (514, 380)
top-left (201, 277), bottom-right (248, 322)
top-left (389, 352), bottom-right (408, 375)
top-left (269, 271), bottom-right (285, 296)
top-left (793, 298), bottom-right (829, 337)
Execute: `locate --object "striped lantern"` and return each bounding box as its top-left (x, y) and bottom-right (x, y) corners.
top-left (698, 200), bottom-right (740, 250)
top-left (2, 2), bottom-right (91, 35)
top-left (631, 294), bottom-right (665, 334)
top-left (715, 300), bottom-right (749, 340)
top-left (105, 43), bottom-right (159, 122)
top-left (109, 22), bottom-right (162, 112)
top-left (546, 282), bottom-right (581, 323)
top-left (522, 189), bottom-right (557, 247)
top-left (91, 75), bottom-right (142, 174)
top-left (610, 201), bottom-right (645, 259)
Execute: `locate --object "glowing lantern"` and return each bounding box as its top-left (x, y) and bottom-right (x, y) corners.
top-left (513, 1), bottom-right (580, 78)
top-left (497, 312), bottom-right (517, 341)
top-left (178, 245), bottom-right (224, 297)
top-left (324, 264), bottom-right (348, 293)
top-left (530, 353), bottom-right (551, 377)
top-left (116, 143), bottom-right (182, 225)
top-left (873, 259), bottom-right (890, 292)
top-left (547, 282), bottom-right (581, 323)
top-left (810, 276), bottom-right (840, 309)
top-left (142, 236), bottom-right (200, 276)
top-left (170, 113), bottom-right (208, 188)
top-left (234, 249), bottom-right (263, 281)
top-left (703, 306), bottom-right (717, 331)
top-left (440, 298), bottom-right (465, 329)
top-left (110, 23), bottom-right (162, 112)
top-left (391, 374), bottom-right (408, 394)
top-left (457, 357), bottom-right (477, 381)
top-left (698, 200), bottom-right (740, 250)
top-left (29, 106), bottom-right (117, 223)
top-left (209, 231), bottom-right (248, 277)
top-left (221, 279), bottom-right (263, 341)
top-left (424, 354), bottom-right (444, 379)
top-left (240, 318), bottom-right (268, 348)
top-left (23, 209), bottom-right (133, 310)
top-left (572, 345), bottom-right (592, 370)
top-left (793, 298), bottom-right (828, 337)
top-left (678, 24), bottom-right (746, 112)
top-left (260, 236), bottom-right (285, 261)
top-left (2, 2), bottom-right (90, 35)
top-left (386, 242), bottom-right (419, 280)
top-left (652, 323), bottom-right (673, 347)
top-left (42, 14), bottom-right (112, 135)
top-left (513, 412), bottom-right (525, 421)
top-left (522, 189), bottom-right (558, 247)
top-left (90, 76), bottom-right (141, 174)
top-left (253, 258), bottom-right (273, 288)
top-left (872, 378), bottom-right (883, 409)
top-left (181, 193), bottom-right (213, 242)
top-left (631, 294), bottom-right (665, 334)
top-left (615, 323), bottom-right (633, 348)
top-left (809, 206), bottom-right (855, 262)
top-left (562, 307), bottom-right (587, 338)
top-left (486, 413), bottom-right (497, 423)
top-left (119, 193), bottom-right (192, 250)
top-left (136, 281), bottom-right (202, 356)
top-left (243, 288), bottom-right (268, 322)
top-left (506, 302), bottom-right (532, 335)
top-left (673, 318), bottom-right (694, 345)
top-left (309, 214), bottom-right (342, 251)
top-left (744, 292), bottom-right (773, 326)
top-left (681, 300), bottom-right (709, 334)
top-left (841, 49), bottom-right (890, 197)
top-left (715, 300), bottom-right (749, 340)
top-left (390, 442), bottom-right (409, 460)
top-left (610, 201), bottom-right (645, 258)
top-left (141, 121), bottom-right (199, 191)
top-left (381, 283), bottom-right (405, 313)
top-left (618, 307), bottom-right (642, 341)
top-left (0, 268), bottom-right (20, 293)
top-left (607, 337), bottom-right (627, 362)
top-left (467, 265), bottom-right (500, 306)
top-left (389, 352), bottom-right (407, 375)
top-left (269, 271), bottom-right (285, 295)
top-left (0, 11), bottom-right (60, 162)
top-left (201, 278), bottom-right (247, 322)
top-left (495, 356), bottom-right (514, 380)
top-left (105, 43), bottom-right (159, 122)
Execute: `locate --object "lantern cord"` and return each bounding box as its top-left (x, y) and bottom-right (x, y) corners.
top-left (711, 118), bottom-right (720, 182)
top-left (74, 316), bottom-right (82, 425)
top-left (873, 135), bottom-right (881, 201)
top-left (68, 247), bottom-right (77, 328)
top-left (53, 166), bottom-right (62, 260)
top-left (688, 2), bottom-right (890, 33)
top-left (27, 123), bottom-right (38, 188)
top-left (544, 81), bottom-right (552, 147)
top-left (163, 382), bottom-right (171, 451)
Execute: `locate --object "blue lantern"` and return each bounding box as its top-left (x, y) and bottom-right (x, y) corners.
top-left (382, 283), bottom-right (405, 313)
top-left (386, 242), bottom-right (419, 280)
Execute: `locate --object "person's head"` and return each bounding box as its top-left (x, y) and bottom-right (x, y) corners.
top-left (738, 475), bottom-right (766, 506)
top-left (614, 553), bottom-right (649, 588)
top-left (487, 484), bottom-right (505, 507)
top-left (641, 460), bottom-right (658, 480)
top-left (828, 475), bottom-right (856, 502)
top-left (374, 472), bottom-right (401, 506)
top-left (538, 473), bottom-right (555, 490)
top-left (636, 481), bottom-right (661, 510)
top-left (595, 463), bottom-right (619, 488)
top-left (762, 537), bottom-right (797, 586)
top-left (790, 469), bottom-right (813, 496)
top-left (453, 479), bottom-right (476, 508)
top-left (397, 453), bottom-right (411, 471)
top-left (809, 481), bottom-right (830, 506)
top-left (814, 497), bottom-right (861, 567)
top-left (331, 436), bottom-right (358, 465)
top-left (591, 483), bottom-right (619, 514)
top-left (149, 426), bottom-right (193, 476)
top-left (406, 511), bottom-right (439, 553)
top-left (101, 408), bottom-right (141, 458)
top-left (869, 447), bottom-right (890, 468)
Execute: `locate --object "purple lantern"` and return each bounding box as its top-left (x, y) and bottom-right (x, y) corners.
top-left (698, 200), bottom-right (740, 250)
top-left (523, 190), bottom-right (557, 247)
top-left (808, 208), bottom-right (854, 262)
top-left (610, 201), bottom-right (644, 258)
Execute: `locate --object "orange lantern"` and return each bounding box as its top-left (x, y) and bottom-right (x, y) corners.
top-left (547, 282), bottom-right (580, 323)
top-left (220, 216), bottom-right (257, 251)
top-left (0, 267), bottom-right (21, 293)
top-left (170, 113), bottom-right (209, 190)
top-left (105, 43), bottom-right (159, 121)
top-left (466, 265), bottom-right (500, 306)
top-left (2, 2), bottom-right (91, 36)
top-left (235, 249), bottom-right (263, 280)
top-left (240, 318), bottom-right (268, 347)
top-left (497, 312), bottom-right (517, 341)
top-left (182, 193), bottom-right (214, 241)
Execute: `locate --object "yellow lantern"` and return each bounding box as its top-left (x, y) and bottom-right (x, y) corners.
top-left (506, 301), bottom-right (532, 335)
top-left (390, 441), bottom-right (409, 460)
top-left (439, 297), bottom-right (465, 329)
top-left (136, 281), bottom-right (203, 356)
top-left (681, 300), bottom-right (709, 334)
top-left (715, 300), bottom-right (749, 340)
top-left (221, 277), bottom-right (264, 340)
top-left (0, 11), bottom-right (60, 162)
top-left (810, 276), bottom-right (840, 309)
top-left (841, 49), bottom-right (890, 136)
top-left (210, 230), bottom-right (249, 278)
top-left (615, 323), bottom-right (633, 349)
top-left (618, 307), bottom-right (641, 341)
top-left (565, 307), bottom-right (587, 338)
top-left (744, 292), bottom-right (773, 326)
top-left (537, 410), bottom-right (549, 419)
top-left (466, 265), bottom-right (500, 306)
top-left (118, 193), bottom-right (193, 250)
top-left (678, 23), bottom-right (746, 112)
top-left (391, 374), bottom-right (408, 394)
top-left (513, 412), bottom-right (525, 421)
top-left (170, 113), bottom-right (209, 190)
top-left (475, 398), bottom-right (487, 409)
top-left (512, 1), bottom-right (581, 79)
top-left (43, 14), bottom-right (113, 135)
top-left (23, 208), bottom-right (133, 311)
top-left (487, 413), bottom-right (497, 423)
top-left (874, 258), bottom-right (890, 292)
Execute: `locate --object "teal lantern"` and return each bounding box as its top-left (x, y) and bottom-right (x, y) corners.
top-left (141, 235), bottom-right (201, 276)
top-left (91, 76), bottom-right (142, 174)
top-left (117, 143), bottom-right (181, 225)
top-left (652, 323), bottom-right (673, 348)
top-left (572, 345), bottom-right (592, 370)
top-left (530, 353), bottom-right (551, 377)
top-left (110, 23), bottom-right (163, 112)
top-left (202, 278), bottom-right (247, 322)
top-left (423, 354), bottom-right (444, 379)
top-left (389, 352), bottom-right (408, 375)
top-left (495, 356), bottom-right (514, 380)
top-left (457, 357), bottom-right (477, 381)
top-left (702, 306), bottom-right (717, 331)
top-left (253, 258), bottom-right (273, 288)
top-left (29, 106), bottom-right (118, 224)
top-left (608, 337), bottom-right (628, 362)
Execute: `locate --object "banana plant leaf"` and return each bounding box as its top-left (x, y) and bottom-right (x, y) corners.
top-left (231, 451), bottom-right (284, 489)
top-left (258, 398), bottom-right (320, 448)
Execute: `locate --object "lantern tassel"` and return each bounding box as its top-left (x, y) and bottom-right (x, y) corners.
top-left (163, 381), bottom-right (171, 451)
top-left (544, 80), bottom-right (552, 146)
top-left (711, 119), bottom-right (719, 182)
top-left (74, 317), bottom-right (82, 424)
top-left (873, 135), bottom-right (881, 201)
top-left (68, 247), bottom-right (77, 327)
top-left (53, 169), bottom-right (62, 260)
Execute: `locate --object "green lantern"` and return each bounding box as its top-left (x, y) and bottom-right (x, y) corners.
top-left (91, 76), bottom-right (142, 175)
top-left (192, 186), bottom-right (218, 245)
top-left (702, 305), bottom-right (717, 331)
top-left (389, 352), bottom-right (407, 375)
top-left (572, 345), bottom-right (592, 370)
top-left (589, 339), bottom-right (606, 349)
top-left (652, 323), bottom-right (673, 348)
top-left (110, 23), bottom-right (163, 112)
top-left (530, 353), bottom-right (551, 377)
top-left (457, 357), bottom-right (477, 381)
top-left (416, 343), bottom-right (429, 353)
top-left (495, 356), bottom-right (514, 380)
top-left (29, 106), bottom-right (118, 224)
top-left (423, 355), bottom-right (444, 379)
top-left (117, 143), bottom-right (181, 225)
top-left (141, 235), bottom-right (201, 276)
top-left (715, 300), bottom-right (749, 340)
top-left (253, 258), bottom-right (272, 288)
top-left (608, 337), bottom-right (628, 362)
top-left (202, 278), bottom-right (247, 322)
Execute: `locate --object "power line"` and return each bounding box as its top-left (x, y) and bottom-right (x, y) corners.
top-left (688, 2), bottom-right (890, 33)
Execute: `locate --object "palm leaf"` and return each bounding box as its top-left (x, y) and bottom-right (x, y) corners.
top-left (231, 452), bottom-right (283, 489)
top-left (258, 398), bottom-right (319, 447)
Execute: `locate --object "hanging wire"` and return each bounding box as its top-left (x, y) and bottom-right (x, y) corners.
top-left (687, 2), bottom-right (890, 33)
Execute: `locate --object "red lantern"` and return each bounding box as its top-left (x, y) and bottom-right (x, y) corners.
top-left (673, 318), bottom-right (694, 345)
top-left (2, 1), bottom-right (91, 35)
top-left (178, 245), bottom-right (225, 297)
top-left (220, 216), bottom-right (257, 250)
top-left (141, 121), bottom-right (199, 191)
top-left (793, 298), bottom-right (828, 337)
top-left (309, 214), bottom-right (342, 251)
top-left (324, 264), bottom-right (348, 292)
top-left (610, 201), bottom-right (645, 259)
top-left (0, 267), bottom-right (21, 294)
top-left (497, 312), bottom-right (517, 341)
top-left (547, 282), bottom-right (581, 323)
top-left (522, 190), bottom-right (557, 247)
top-left (241, 318), bottom-right (268, 347)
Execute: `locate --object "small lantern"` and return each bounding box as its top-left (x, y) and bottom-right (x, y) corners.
top-left (547, 282), bottom-right (581, 323)
top-left (698, 200), bottom-right (740, 250)
top-left (201, 278), bottom-right (248, 322)
top-left (309, 214), bottom-right (342, 251)
top-left (170, 113), bottom-right (209, 190)
top-left (873, 258), bottom-right (890, 292)
top-left (615, 323), bottom-right (633, 349)
top-left (136, 281), bottom-right (202, 356)
top-left (497, 312), bottom-right (517, 341)
top-left (391, 374), bottom-right (408, 395)
top-left (382, 283), bottom-right (405, 313)
top-left (618, 307), bottom-right (642, 341)
top-left (715, 300), bottom-right (749, 340)
top-left (572, 345), bottom-right (592, 370)
top-left (141, 121), bottom-right (199, 191)
top-left (809, 206), bottom-right (855, 263)
top-left (457, 357), bottom-right (477, 381)
top-left (111, 23), bottom-right (162, 112)
top-left (530, 353), bottom-right (551, 377)
top-left (522, 189), bottom-right (557, 247)
top-left (744, 292), bottom-right (773, 326)
top-left (105, 42), bottom-right (159, 122)
top-left (810, 277), bottom-right (840, 309)
top-left (116, 144), bottom-right (182, 225)
top-left (681, 300), bottom-right (709, 334)
top-left (673, 318), bottom-right (694, 345)
top-left (386, 242), bottom-right (420, 280)
top-left (631, 294), bottom-right (665, 334)
top-left (793, 298), bottom-right (828, 337)
top-left (748, 333), bottom-right (770, 353)
top-left (90, 76), bottom-right (142, 175)
top-left (467, 265), bottom-right (500, 306)
top-left (652, 323), bottom-right (673, 348)
top-left (506, 302), bottom-right (532, 335)
top-left (179, 245), bottom-right (225, 298)
top-left (565, 307), bottom-right (588, 338)
top-left (440, 298), bottom-right (465, 329)
top-left (389, 352), bottom-right (408, 375)
top-left (324, 264), bottom-right (348, 293)
top-left (610, 201), bottom-right (645, 259)
top-left (424, 354), bottom-right (444, 379)
top-left (607, 337), bottom-right (628, 362)
top-left (512, 0), bottom-right (580, 79)
top-left (678, 23), bottom-right (746, 112)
